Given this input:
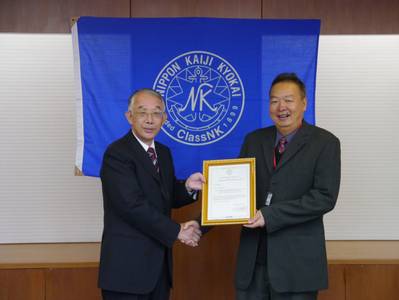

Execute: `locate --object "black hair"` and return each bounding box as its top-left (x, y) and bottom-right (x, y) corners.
top-left (269, 73), bottom-right (306, 98)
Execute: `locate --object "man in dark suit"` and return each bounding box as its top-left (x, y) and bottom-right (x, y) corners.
top-left (99, 88), bottom-right (204, 300)
top-left (236, 73), bottom-right (341, 300)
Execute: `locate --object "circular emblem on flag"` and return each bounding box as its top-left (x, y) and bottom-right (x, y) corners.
top-left (153, 51), bottom-right (245, 146)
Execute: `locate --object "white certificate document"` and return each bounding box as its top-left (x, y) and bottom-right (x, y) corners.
top-left (202, 158), bottom-right (256, 225)
top-left (207, 163), bottom-right (250, 220)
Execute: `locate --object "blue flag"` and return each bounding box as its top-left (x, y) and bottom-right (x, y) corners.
top-left (72, 17), bottom-right (320, 178)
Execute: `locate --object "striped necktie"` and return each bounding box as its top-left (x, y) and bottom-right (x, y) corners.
top-left (147, 147), bottom-right (159, 173)
top-left (278, 136), bottom-right (288, 154)
top-left (275, 136), bottom-right (288, 165)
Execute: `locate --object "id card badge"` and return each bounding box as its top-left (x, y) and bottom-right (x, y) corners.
top-left (265, 192), bottom-right (273, 206)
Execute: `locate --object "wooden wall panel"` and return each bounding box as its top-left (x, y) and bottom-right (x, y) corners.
top-left (0, 0), bottom-right (130, 33)
top-left (131, 0), bottom-right (261, 18)
top-left (262, 0), bottom-right (399, 33)
top-left (0, 264), bottom-right (398, 299)
top-left (318, 265), bottom-right (346, 300)
top-left (346, 265), bottom-right (399, 300)
top-left (171, 227), bottom-right (241, 299)
top-left (2, 0), bottom-right (399, 33)
top-left (45, 267), bottom-right (101, 300)
top-left (171, 200), bottom-right (240, 300)
top-left (0, 269), bottom-right (45, 300)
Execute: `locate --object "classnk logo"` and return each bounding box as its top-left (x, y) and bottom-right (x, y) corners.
top-left (153, 51), bottom-right (245, 146)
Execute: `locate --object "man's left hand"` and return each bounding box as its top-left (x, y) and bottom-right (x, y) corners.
top-left (244, 210), bottom-right (265, 228)
top-left (185, 172), bottom-right (205, 192)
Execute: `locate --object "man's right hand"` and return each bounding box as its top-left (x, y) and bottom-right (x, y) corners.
top-left (178, 220), bottom-right (202, 247)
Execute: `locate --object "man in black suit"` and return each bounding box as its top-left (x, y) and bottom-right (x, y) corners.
top-left (99, 88), bottom-right (204, 300)
top-left (236, 73), bottom-right (341, 300)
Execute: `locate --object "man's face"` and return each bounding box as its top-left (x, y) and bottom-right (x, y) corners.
top-left (125, 91), bottom-right (166, 145)
top-left (269, 81), bottom-right (307, 135)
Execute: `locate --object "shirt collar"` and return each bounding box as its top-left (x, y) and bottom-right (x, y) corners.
top-left (131, 130), bottom-right (156, 153)
top-left (275, 126), bottom-right (300, 147)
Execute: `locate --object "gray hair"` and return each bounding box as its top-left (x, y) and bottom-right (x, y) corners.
top-left (128, 88), bottom-right (164, 109)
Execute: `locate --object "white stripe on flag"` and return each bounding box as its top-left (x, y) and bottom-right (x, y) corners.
top-left (72, 22), bottom-right (84, 175)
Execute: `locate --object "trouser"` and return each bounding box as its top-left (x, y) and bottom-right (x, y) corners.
top-left (102, 260), bottom-right (170, 300)
top-left (236, 263), bottom-right (318, 300)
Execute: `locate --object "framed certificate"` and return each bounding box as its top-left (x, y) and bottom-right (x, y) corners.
top-left (201, 158), bottom-right (256, 226)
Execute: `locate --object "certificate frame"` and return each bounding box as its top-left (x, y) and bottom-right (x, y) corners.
top-left (201, 158), bottom-right (256, 226)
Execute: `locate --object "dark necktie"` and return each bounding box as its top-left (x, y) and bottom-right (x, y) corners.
top-left (147, 147), bottom-right (159, 173)
top-left (275, 136), bottom-right (287, 165)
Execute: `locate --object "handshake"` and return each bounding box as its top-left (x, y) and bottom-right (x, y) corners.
top-left (178, 220), bottom-right (202, 247)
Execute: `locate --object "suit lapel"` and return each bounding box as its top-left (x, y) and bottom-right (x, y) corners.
top-left (125, 133), bottom-right (161, 182)
top-left (155, 143), bottom-right (171, 201)
top-left (276, 121), bottom-right (312, 170)
top-left (260, 128), bottom-right (275, 173)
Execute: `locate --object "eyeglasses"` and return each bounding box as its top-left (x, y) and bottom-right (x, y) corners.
top-left (130, 110), bottom-right (165, 120)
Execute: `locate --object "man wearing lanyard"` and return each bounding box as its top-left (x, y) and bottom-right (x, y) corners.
top-left (235, 73), bottom-right (341, 300)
